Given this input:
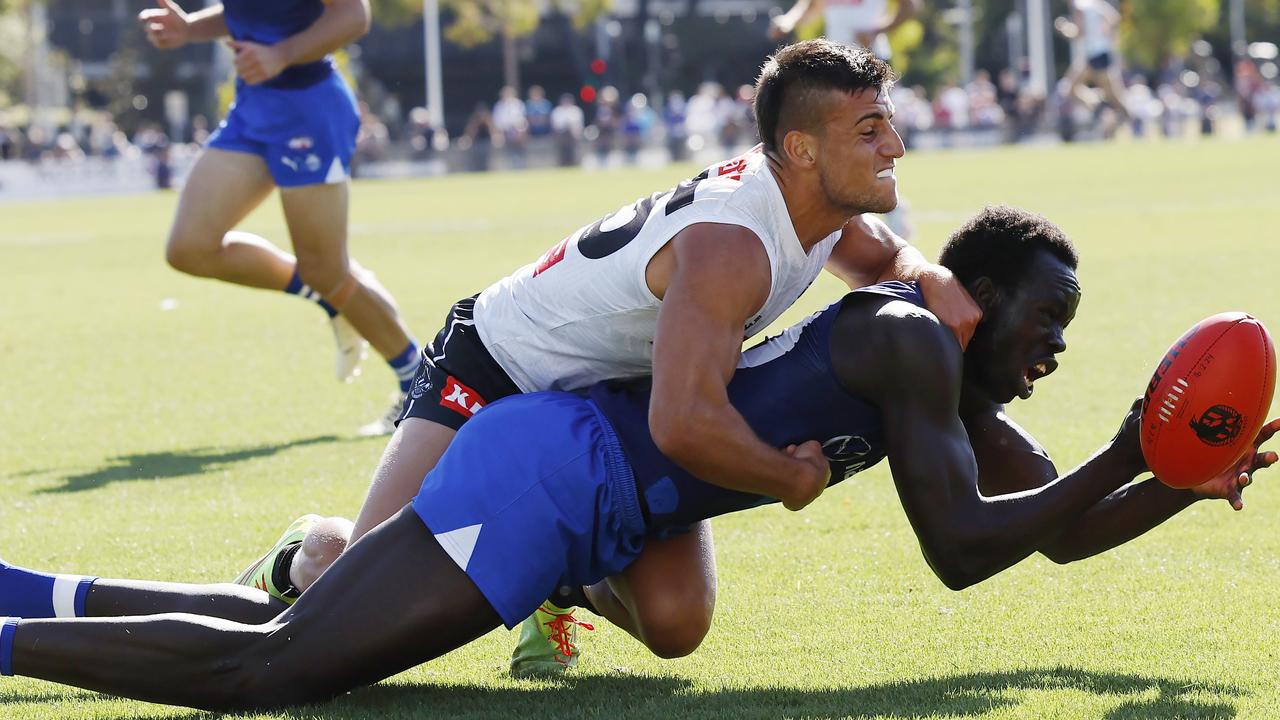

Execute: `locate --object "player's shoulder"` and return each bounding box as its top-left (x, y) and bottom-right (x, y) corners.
top-left (830, 284), bottom-right (961, 400)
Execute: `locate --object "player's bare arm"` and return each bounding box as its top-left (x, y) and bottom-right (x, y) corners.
top-left (649, 223), bottom-right (831, 511)
top-left (769, 0), bottom-right (821, 38)
top-left (229, 0), bottom-right (370, 86)
top-left (836, 303), bottom-right (1141, 590)
top-left (138, 1), bottom-right (228, 49)
top-left (969, 408), bottom-right (1280, 563)
top-left (827, 215), bottom-right (982, 347)
top-left (876, 0), bottom-right (920, 36)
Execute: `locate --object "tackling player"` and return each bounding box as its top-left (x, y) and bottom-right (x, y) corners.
top-left (139, 0), bottom-right (420, 433)
top-left (0, 206), bottom-right (1272, 711)
top-left (233, 39), bottom-right (983, 675)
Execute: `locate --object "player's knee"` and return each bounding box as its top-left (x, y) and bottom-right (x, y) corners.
top-left (293, 516), bottom-right (353, 592)
top-left (164, 234), bottom-right (212, 276)
top-left (213, 627), bottom-right (336, 710)
top-left (294, 256), bottom-right (348, 297)
top-left (635, 591), bottom-right (714, 659)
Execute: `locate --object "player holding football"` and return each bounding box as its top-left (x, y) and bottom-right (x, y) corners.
top-left (140, 0), bottom-right (420, 433)
top-left (228, 39), bottom-right (981, 674)
top-left (0, 206), bottom-right (1273, 711)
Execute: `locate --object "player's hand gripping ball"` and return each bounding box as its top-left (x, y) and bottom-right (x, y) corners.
top-left (1141, 312), bottom-right (1276, 488)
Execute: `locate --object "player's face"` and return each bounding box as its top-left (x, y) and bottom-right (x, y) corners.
top-left (814, 88), bottom-right (905, 215)
top-left (967, 251), bottom-right (1082, 404)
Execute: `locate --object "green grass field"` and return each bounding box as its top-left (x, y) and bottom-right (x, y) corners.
top-left (2, 136), bottom-right (1279, 719)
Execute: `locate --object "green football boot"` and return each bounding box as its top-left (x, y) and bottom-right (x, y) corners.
top-left (233, 514), bottom-right (321, 604)
top-left (509, 600), bottom-right (594, 677)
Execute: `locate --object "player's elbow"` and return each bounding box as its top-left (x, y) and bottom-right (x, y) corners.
top-left (924, 552), bottom-right (984, 591)
top-left (649, 404), bottom-right (713, 463)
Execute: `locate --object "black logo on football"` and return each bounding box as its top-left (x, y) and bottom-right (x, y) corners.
top-left (1189, 405), bottom-right (1244, 447)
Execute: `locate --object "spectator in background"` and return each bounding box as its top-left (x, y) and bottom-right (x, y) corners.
top-left (406, 106), bottom-right (447, 161)
top-left (592, 85), bottom-right (621, 165)
top-left (967, 69), bottom-right (1003, 129)
top-left (492, 85), bottom-right (528, 168)
top-left (934, 82), bottom-right (970, 134)
top-left (0, 125), bottom-right (14, 160)
top-left (354, 100), bottom-right (391, 171)
top-left (685, 82), bottom-right (722, 152)
top-left (525, 85), bottom-right (553, 139)
top-left (1235, 59), bottom-right (1265, 132)
top-left (1257, 81), bottom-right (1280, 134)
top-left (550, 93), bottom-right (584, 167)
top-left (460, 102), bottom-right (497, 172)
top-left (663, 90), bottom-right (689, 162)
top-left (622, 93), bottom-right (657, 164)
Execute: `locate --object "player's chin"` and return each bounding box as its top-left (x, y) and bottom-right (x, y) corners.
top-left (867, 187), bottom-right (899, 215)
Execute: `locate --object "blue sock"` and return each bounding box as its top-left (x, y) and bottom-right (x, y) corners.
top-left (388, 342), bottom-right (421, 394)
top-left (0, 618), bottom-right (17, 676)
top-left (283, 270), bottom-right (338, 318)
top-left (0, 561), bottom-right (95, 619)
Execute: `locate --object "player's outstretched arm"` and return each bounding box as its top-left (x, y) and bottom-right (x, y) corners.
top-left (839, 307), bottom-right (1141, 590)
top-left (1030, 416), bottom-right (1280, 563)
top-left (827, 216), bottom-right (982, 348)
top-left (649, 224), bottom-right (831, 511)
top-left (229, 0), bottom-right (370, 85)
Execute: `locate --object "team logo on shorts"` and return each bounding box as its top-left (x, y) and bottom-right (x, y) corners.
top-left (439, 376), bottom-right (485, 418)
top-left (1189, 404), bottom-right (1244, 447)
top-left (305, 154), bottom-right (322, 172)
top-left (410, 371), bottom-right (433, 399)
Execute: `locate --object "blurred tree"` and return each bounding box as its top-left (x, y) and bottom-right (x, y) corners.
top-left (1121, 0), bottom-right (1220, 68)
top-left (367, 0), bottom-right (608, 44)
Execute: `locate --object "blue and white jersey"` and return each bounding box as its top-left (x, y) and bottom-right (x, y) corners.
top-left (589, 281), bottom-right (927, 532)
top-left (223, 0), bottom-right (333, 89)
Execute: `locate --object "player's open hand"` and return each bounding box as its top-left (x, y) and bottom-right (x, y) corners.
top-left (917, 265), bottom-right (982, 349)
top-left (1111, 397), bottom-right (1148, 476)
top-left (228, 40), bottom-right (290, 85)
top-left (1191, 418), bottom-right (1280, 510)
top-left (138, 0), bottom-right (190, 50)
top-left (782, 441), bottom-right (831, 511)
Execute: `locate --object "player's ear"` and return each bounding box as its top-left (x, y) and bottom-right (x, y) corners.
top-left (970, 276), bottom-right (1000, 313)
top-left (781, 130), bottom-right (816, 167)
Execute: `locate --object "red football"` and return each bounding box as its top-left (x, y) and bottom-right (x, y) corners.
top-left (1140, 312), bottom-right (1276, 488)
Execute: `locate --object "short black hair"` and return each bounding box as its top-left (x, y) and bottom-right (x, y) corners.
top-left (938, 206), bottom-right (1079, 292)
top-left (754, 39), bottom-right (894, 151)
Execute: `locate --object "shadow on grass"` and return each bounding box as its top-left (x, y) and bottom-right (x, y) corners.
top-left (32, 435), bottom-right (351, 494)
top-left (318, 668), bottom-right (1241, 720)
top-left (23, 666), bottom-right (1235, 720)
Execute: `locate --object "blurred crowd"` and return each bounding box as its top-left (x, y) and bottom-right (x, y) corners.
top-left (3, 50), bottom-right (1277, 188)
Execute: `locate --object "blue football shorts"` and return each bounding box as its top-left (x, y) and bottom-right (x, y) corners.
top-left (411, 392), bottom-right (647, 628)
top-left (206, 72), bottom-right (359, 188)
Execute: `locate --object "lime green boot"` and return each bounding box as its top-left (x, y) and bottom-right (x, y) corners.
top-left (509, 600), bottom-right (594, 677)
top-left (233, 514), bottom-right (321, 604)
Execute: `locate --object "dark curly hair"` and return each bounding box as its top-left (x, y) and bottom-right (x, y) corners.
top-left (938, 206), bottom-right (1079, 291)
top-left (753, 39), bottom-right (895, 151)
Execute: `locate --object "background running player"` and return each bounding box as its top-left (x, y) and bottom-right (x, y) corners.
top-left (237, 40), bottom-right (981, 676)
top-left (0, 207), bottom-right (1272, 712)
top-left (1055, 0), bottom-right (1133, 124)
top-left (139, 0), bottom-right (420, 434)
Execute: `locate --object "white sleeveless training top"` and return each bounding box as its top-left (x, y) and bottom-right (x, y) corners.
top-left (1078, 0), bottom-right (1114, 58)
top-left (474, 145), bottom-right (843, 393)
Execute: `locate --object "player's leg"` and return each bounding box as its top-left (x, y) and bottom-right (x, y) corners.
top-left (5, 509), bottom-right (501, 711)
top-left (283, 418), bottom-right (455, 592)
top-left (589, 521), bottom-right (717, 659)
top-left (278, 182), bottom-right (415, 363)
top-left (1098, 64), bottom-right (1133, 122)
top-left (0, 552), bottom-right (289, 624)
top-left (162, 148), bottom-right (292, 289)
